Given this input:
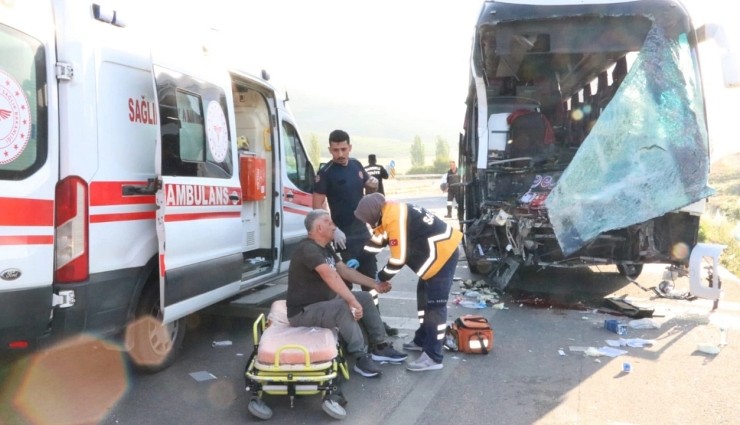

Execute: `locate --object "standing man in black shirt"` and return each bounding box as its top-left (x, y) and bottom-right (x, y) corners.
top-left (444, 160), bottom-right (462, 220)
top-left (364, 154), bottom-right (389, 195)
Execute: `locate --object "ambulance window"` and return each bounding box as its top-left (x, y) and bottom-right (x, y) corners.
top-left (0, 25), bottom-right (48, 180)
top-left (176, 91), bottom-right (205, 163)
top-left (158, 81), bottom-right (232, 178)
top-left (282, 121), bottom-right (314, 193)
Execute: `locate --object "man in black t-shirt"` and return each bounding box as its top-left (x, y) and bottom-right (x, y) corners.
top-left (287, 209), bottom-right (407, 378)
top-left (364, 154), bottom-right (389, 195)
top-left (444, 160), bottom-right (462, 220)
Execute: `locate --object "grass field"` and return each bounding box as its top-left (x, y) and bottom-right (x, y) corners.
top-left (705, 153), bottom-right (740, 275)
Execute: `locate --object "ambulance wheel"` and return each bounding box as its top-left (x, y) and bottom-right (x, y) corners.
top-left (126, 283), bottom-right (185, 373)
top-left (248, 397), bottom-right (273, 420)
top-left (617, 263), bottom-right (643, 279)
top-left (321, 399), bottom-right (347, 420)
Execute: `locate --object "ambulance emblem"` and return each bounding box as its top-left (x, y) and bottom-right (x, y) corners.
top-left (0, 70), bottom-right (32, 165)
top-left (206, 101), bottom-right (229, 163)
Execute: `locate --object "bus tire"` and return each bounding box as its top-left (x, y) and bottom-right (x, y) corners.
top-left (617, 263), bottom-right (643, 279)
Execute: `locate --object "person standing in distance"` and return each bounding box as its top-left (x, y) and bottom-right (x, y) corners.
top-left (354, 193), bottom-right (462, 372)
top-left (364, 154), bottom-right (389, 195)
top-left (444, 160), bottom-right (462, 220)
top-left (312, 130), bottom-right (398, 336)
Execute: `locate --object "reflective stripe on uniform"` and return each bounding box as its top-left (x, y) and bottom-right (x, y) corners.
top-left (436, 323), bottom-right (447, 340)
top-left (369, 289), bottom-right (379, 306)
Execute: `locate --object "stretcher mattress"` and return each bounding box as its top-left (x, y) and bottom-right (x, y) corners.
top-left (256, 300), bottom-right (338, 366)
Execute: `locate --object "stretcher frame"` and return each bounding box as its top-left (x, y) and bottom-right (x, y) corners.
top-left (243, 301), bottom-right (350, 420)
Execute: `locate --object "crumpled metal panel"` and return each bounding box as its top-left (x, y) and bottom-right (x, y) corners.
top-left (546, 26), bottom-right (714, 255)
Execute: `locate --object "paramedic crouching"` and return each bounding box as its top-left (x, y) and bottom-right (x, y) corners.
top-left (354, 193), bottom-right (462, 371)
top-left (286, 209), bottom-right (407, 378)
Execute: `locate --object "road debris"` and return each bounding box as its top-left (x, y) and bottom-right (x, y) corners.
top-left (606, 338), bottom-right (655, 348)
top-left (628, 318), bottom-right (660, 329)
top-left (189, 371), bottom-right (217, 382)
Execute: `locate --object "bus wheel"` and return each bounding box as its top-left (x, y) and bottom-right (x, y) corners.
top-left (617, 264), bottom-right (643, 279)
top-left (126, 284), bottom-right (185, 373)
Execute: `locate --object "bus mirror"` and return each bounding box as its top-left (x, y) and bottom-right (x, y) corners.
top-left (698, 23), bottom-right (740, 88)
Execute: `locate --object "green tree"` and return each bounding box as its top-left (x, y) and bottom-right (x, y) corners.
top-left (309, 133), bottom-right (321, 168)
top-left (410, 135), bottom-right (425, 167)
top-left (432, 136), bottom-right (451, 173)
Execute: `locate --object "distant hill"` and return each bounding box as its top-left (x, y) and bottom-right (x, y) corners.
top-left (285, 87), bottom-right (461, 174)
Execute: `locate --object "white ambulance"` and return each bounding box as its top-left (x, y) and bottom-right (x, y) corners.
top-left (0, 0), bottom-right (316, 370)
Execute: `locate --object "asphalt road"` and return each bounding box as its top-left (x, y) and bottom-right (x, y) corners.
top-left (2, 195), bottom-right (739, 424)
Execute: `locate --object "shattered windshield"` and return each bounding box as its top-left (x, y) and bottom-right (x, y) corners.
top-left (546, 26), bottom-right (713, 255)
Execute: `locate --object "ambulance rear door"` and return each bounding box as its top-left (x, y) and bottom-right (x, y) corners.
top-left (152, 59), bottom-right (242, 324)
top-left (0, 1), bottom-right (57, 350)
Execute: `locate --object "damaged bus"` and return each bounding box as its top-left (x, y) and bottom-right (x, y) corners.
top-left (460, 0), bottom-right (738, 289)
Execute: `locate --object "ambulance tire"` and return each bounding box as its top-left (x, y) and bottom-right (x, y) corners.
top-left (127, 283), bottom-right (185, 373)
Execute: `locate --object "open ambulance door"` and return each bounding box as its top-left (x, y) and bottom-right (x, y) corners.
top-left (278, 111), bottom-right (315, 267)
top-left (152, 64), bottom-right (242, 324)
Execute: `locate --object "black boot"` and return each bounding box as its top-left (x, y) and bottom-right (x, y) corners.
top-left (445, 206), bottom-right (452, 218)
top-left (383, 321), bottom-right (399, 337)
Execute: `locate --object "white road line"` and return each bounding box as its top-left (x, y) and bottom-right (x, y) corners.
top-left (378, 290), bottom-right (417, 301)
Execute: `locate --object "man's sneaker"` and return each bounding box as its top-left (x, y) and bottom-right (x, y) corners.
top-left (406, 352), bottom-right (443, 372)
top-left (402, 341), bottom-right (423, 352)
top-left (383, 321), bottom-right (399, 337)
top-left (353, 354), bottom-right (381, 378)
top-left (371, 342), bottom-right (408, 363)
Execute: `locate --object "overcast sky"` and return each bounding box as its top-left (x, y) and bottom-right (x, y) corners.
top-left (123, 0), bottom-right (737, 157)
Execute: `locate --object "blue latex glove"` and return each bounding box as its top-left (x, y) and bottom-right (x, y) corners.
top-left (346, 259), bottom-right (360, 269)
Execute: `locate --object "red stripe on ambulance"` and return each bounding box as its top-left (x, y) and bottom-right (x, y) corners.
top-left (165, 211), bottom-right (241, 222)
top-left (90, 211), bottom-right (156, 223)
top-left (0, 198), bottom-right (54, 226)
top-left (0, 235), bottom-right (54, 245)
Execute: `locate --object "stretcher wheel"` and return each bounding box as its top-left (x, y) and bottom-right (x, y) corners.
top-left (248, 397), bottom-right (273, 420)
top-left (322, 399), bottom-right (347, 420)
top-left (326, 390), bottom-right (348, 407)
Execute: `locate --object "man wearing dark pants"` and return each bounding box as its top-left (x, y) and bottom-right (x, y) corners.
top-left (364, 154), bottom-right (389, 195)
top-left (354, 193), bottom-right (462, 371)
top-left (444, 160), bottom-right (462, 220)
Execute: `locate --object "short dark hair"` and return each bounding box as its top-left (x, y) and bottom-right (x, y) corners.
top-left (368, 154), bottom-right (377, 164)
top-left (329, 129), bottom-right (350, 144)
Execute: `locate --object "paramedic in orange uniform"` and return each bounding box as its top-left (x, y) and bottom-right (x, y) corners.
top-left (354, 193), bottom-right (462, 372)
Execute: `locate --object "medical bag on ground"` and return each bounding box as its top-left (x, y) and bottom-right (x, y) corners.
top-left (446, 314), bottom-right (493, 354)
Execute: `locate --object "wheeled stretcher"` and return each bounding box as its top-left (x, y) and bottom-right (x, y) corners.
top-left (244, 300), bottom-right (350, 420)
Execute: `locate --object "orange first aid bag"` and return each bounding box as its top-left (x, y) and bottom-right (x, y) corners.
top-left (448, 314), bottom-right (493, 354)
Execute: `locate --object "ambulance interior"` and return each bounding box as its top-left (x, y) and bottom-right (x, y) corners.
top-left (232, 81), bottom-right (275, 278)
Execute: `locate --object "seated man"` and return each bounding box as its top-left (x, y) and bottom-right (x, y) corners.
top-left (287, 209), bottom-right (407, 378)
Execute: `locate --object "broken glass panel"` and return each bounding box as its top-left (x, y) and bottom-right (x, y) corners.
top-left (546, 26), bottom-right (713, 255)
